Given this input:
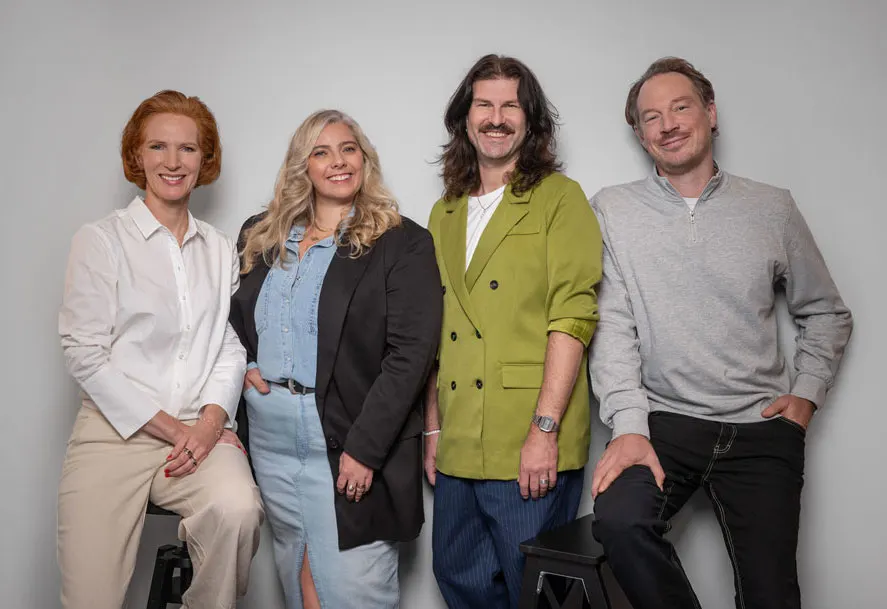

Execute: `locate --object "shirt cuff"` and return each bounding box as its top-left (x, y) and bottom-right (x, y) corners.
top-left (81, 369), bottom-right (161, 439)
top-left (611, 408), bottom-right (650, 440)
top-left (198, 402), bottom-right (235, 429)
top-left (548, 318), bottom-right (596, 347)
top-left (247, 361), bottom-right (259, 370)
top-left (791, 373), bottom-right (827, 409)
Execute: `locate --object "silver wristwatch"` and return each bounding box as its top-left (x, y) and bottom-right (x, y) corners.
top-left (532, 414), bottom-right (559, 433)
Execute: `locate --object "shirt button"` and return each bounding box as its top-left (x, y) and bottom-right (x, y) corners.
top-left (489, 280), bottom-right (499, 290)
top-left (475, 329), bottom-right (482, 339)
top-left (327, 436), bottom-right (340, 449)
top-left (283, 327), bottom-right (289, 333)
top-left (178, 354), bottom-right (185, 360)
top-left (450, 331), bottom-right (457, 341)
top-left (476, 379), bottom-right (483, 389)
top-left (181, 295), bottom-right (187, 301)
top-left (450, 381), bottom-right (457, 390)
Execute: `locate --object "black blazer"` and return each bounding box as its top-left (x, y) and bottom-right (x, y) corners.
top-left (230, 213), bottom-right (442, 550)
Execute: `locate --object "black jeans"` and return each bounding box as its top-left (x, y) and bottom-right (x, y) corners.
top-left (593, 411), bottom-right (806, 609)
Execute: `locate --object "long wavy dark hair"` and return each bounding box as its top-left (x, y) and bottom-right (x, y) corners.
top-left (438, 54), bottom-right (563, 200)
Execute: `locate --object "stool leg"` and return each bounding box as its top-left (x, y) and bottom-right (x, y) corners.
top-left (579, 564), bottom-right (611, 609)
top-left (147, 545), bottom-right (177, 609)
top-left (561, 577), bottom-right (587, 609)
top-left (179, 541), bottom-right (193, 594)
top-left (519, 555), bottom-right (545, 609)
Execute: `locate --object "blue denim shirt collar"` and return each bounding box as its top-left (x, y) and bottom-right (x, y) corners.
top-left (284, 206), bottom-right (355, 254)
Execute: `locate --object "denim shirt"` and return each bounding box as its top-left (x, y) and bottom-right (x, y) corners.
top-left (254, 225), bottom-right (337, 387)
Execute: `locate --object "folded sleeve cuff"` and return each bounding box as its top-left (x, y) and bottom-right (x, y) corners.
top-left (81, 370), bottom-right (160, 439)
top-left (791, 373), bottom-right (828, 409)
top-left (611, 408), bottom-right (651, 440)
top-left (199, 380), bottom-right (244, 428)
top-left (548, 318), bottom-right (596, 347)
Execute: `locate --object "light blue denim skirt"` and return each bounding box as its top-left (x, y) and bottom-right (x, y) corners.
top-left (245, 385), bottom-right (399, 609)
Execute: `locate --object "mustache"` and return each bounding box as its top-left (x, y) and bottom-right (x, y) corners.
top-left (479, 123), bottom-right (515, 134)
top-left (660, 130), bottom-right (690, 141)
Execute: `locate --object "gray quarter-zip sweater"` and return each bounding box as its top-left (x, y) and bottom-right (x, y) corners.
top-left (588, 170), bottom-right (853, 439)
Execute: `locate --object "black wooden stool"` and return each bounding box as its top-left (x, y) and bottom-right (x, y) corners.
top-left (518, 513), bottom-right (612, 609)
top-left (146, 502), bottom-right (192, 609)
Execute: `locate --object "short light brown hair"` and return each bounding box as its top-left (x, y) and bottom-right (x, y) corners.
top-left (625, 57), bottom-right (718, 136)
top-left (121, 90), bottom-right (222, 189)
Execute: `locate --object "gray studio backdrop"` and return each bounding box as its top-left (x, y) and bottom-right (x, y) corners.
top-left (1, 0), bottom-right (884, 607)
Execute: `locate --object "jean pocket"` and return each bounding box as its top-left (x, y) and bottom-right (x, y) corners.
top-left (776, 416), bottom-right (807, 436)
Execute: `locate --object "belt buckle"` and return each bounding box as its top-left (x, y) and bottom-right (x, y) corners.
top-left (286, 378), bottom-right (307, 395)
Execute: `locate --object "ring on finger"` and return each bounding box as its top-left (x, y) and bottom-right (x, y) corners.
top-left (347, 483), bottom-right (356, 492)
top-left (183, 447), bottom-right (194, 459)
top-left (189, 456), bottom-right (198, 468)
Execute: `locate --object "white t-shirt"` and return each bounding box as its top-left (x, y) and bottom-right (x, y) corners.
top-left (684, 197), bottom-right (699, 212)
top-left (466, 185), bottom-right (507, 268)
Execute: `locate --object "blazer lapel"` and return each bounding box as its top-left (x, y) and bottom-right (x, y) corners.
top-left (465, 186), bottom-right (529, 291)
top-left (440, 197), bottom-right (481, 329)
top-left (315, 245), bottom-right (373, 410)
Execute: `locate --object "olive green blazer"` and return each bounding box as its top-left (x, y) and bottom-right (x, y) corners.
top-left (428, 173), bottom-right (603, 479)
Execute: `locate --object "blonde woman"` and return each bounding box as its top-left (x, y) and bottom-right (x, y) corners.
top-left (230, 110), bottom-right (442, 608)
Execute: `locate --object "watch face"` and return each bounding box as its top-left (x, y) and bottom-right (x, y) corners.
top-left (535, 415), bottom-right (556, 432)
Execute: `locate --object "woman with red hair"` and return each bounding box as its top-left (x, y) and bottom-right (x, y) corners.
top-left (57, 90), bottom-right (263, 609)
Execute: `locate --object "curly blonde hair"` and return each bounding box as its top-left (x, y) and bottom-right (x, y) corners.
top-left (241, 110), bottom-right (401, 272)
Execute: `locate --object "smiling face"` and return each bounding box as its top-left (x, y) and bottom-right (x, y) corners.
top-left (636, 72), bottom-right (717, 177)
top-left (466, 77), bottom-right (527, 170)
top-left (137, 113), bottom-right (202, 207)
top-left (307, 122), bottom-right (364, 207)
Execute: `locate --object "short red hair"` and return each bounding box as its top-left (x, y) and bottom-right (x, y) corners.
top-left (121, 90), bottom-right (222, 189)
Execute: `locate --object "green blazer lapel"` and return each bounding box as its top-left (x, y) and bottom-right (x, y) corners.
top-left (440, 196), bottom-right (480, 328)
top-left (465, 186), bottom-right (529, 291)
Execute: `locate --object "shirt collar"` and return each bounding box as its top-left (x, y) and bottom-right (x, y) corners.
top-left (648, 161), bottom-right (727, 204)
top-left (128, 197), bottom-right (204, 242)
top-left (285, 207), bottom-right (355, 253)
top-left (287, 224), bottom-right (310, 244)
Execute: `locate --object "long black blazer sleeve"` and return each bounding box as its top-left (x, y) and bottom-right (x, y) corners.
top-left (339, 221), bottom-right (442, 469)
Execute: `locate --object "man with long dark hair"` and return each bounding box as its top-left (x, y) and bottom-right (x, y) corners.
top-left (424, 54), bottom-right (603, 608)
top-left (589, 57), bottom-right (853, 609)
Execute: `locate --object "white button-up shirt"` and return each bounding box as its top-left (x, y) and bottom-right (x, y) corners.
top-left (59, 198), bottom-right (246, 439)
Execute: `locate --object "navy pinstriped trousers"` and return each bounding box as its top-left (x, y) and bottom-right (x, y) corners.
top-left (432, 469), bottom-right (584, 608)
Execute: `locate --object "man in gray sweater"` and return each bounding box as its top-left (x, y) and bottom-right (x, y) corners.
top-left (588, 57), bottom-right (852, 609)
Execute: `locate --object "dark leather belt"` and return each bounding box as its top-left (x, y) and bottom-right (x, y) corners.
top-left (269, 379), bottom-right (316, 395)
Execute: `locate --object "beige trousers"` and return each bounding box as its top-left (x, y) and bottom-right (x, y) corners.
top-left (58, 405), bottom-right (264, 609)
